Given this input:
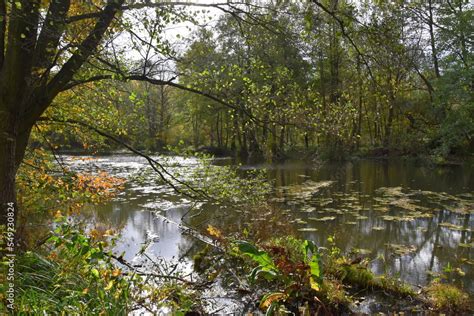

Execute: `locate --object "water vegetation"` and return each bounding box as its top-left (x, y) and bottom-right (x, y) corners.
top-left (193, 219), bottom-right (472, 315)
top-left (425, 282), bottom-right (471, 313)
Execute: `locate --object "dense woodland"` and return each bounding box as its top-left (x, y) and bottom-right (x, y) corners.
top-left (44, 0), bottom-right (474, 162)
top-left (0, 0), bottom-right (472, 314)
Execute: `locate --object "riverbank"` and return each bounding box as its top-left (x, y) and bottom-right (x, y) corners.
top-left (10, 153), bottom-right (473, 314)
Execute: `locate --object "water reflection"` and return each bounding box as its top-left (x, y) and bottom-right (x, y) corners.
top-left (66, 155), bottom-right (473, 294)
top-left (265, 159), bottom-right (473, 293)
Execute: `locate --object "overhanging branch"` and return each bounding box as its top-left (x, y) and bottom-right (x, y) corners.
top-left (36, 117), bottom-right (212, 201)
top-left (67, 2), bottom-right (239, 23)
top-left (61, 73), bottom-right (287, 131)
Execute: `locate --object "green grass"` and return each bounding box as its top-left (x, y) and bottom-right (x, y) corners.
top-left (13, 251), bottom-right (130, 315)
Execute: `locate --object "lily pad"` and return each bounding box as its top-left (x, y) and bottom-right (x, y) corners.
top-left (341, 196), bottom-right (358, 202)
top-left (381, 215), bottom-right (414, 222)
top-left (376, 186), bottom-right (406, 197)
top-left (298, 227), bottom-right (318, 232)
top-left (408, 211), bottom-right (433, 219)
top-left (301, 206), bottom-right (316, 213)
top-left (373, 205), bottom-right (390, 212)
top-left (309, 216), bottom-right (336, 222)
top-left (295, 218), bottom-right (308, 224)
top-left (390, 198), bottom-right (425, 212)
top-left (318, 198), bottom-right (334, 206)
top-left (385, 243), bottom-right (417, 256)
top-left (282, 180), bottom-right (335, 201)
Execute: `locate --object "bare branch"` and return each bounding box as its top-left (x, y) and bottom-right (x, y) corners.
top-left (61, 70), bottom-right (301, 135)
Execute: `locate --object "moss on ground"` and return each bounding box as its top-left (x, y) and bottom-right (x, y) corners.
top-left (425, 281), bottom-right (471, 313)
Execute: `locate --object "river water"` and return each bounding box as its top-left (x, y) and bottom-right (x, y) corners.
top-left (63, 154), bottom-right (473, 307)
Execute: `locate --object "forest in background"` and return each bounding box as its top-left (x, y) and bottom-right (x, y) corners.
top-left (43, 0), bottom-right (474, 162)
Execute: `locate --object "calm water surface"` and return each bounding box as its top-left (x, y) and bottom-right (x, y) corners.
top-left (64, 155), bottom-right (474, 298)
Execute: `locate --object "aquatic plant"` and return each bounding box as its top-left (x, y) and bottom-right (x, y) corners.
top-left (425, 281), bottom-right (471, 313)
top-left (232, 236), bottom-right (354, 314)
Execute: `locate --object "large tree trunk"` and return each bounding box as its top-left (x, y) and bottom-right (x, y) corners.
top-left (0, 107), bottom-right (32, 255)
top-left (0, 116), bottom-right (17, 229)
top-left (0, 0), bottom-right (123, 258)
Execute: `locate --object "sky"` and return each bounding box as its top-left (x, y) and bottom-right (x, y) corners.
top-left (114, 1), bottom-right (226, 76)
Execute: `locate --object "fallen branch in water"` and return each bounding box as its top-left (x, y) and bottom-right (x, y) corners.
top-left (109, 253), bottom-right (194, 284)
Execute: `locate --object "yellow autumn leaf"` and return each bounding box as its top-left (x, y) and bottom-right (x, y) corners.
top-left (310, 277), bottom-right (320, 291)
top-left (207, 224), bottom-right (223, 240)
top-left (103, 229), bottom-right (114, 236)
top-left (104, 280), bottom-right (114, 291)
top-left (260, 292), bottom-right (287, 310)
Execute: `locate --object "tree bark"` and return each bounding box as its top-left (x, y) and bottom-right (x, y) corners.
top-left (428, 0), bottom-right (440, 78)
top-left (0, 107), bottom-right (31, 255)
top-left (0, 112), bottom-right (17, 228)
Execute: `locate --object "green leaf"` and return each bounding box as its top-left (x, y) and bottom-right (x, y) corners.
top-left (91, 268), bottom-right (99, 278)
top-left (237, 240), bottom-right (278, 280)
top-left (237, 241), bottom-right (274, 267)
top-left (302, 240), bottom-right (322, 289)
